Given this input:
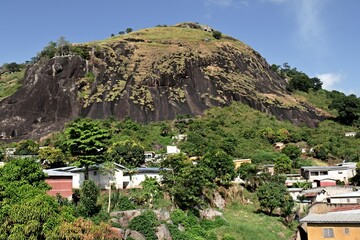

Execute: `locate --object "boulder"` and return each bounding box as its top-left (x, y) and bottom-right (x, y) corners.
top-left (199, 208), bottom-right (223, 220)
top-left (155, 224), bottom-right (172, 240)
top-left (110, 210), bottom-right (142, 228)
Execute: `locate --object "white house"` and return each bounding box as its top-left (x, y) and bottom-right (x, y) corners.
top-left (123, 167), bottom-right (165, 189)
top-left (166, 146), bottom-right (180, 154)
top-left (301, 165), bottom-right (356, 185)
top-left (45, 163), bottom-right (128, 190)
top-left (344, 132), bottom-right (357, 137)
top-left (327, 191), bottom-right (360, 204)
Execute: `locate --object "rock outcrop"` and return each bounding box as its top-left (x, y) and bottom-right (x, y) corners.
top-left (0, 23), bottom-right (325, 140)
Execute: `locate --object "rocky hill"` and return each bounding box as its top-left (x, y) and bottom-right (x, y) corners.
top-left (0, 23), bottom-right (325, 140)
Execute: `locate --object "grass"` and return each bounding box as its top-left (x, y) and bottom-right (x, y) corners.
top-left (0, 69), bottom-right (25, 100)
top-left (211, 203), bottom-right (294, 240)
top-left (293, 90), bottom-right (337, 117)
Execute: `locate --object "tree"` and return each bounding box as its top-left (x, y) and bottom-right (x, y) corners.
top-left (281, 145), bottom-right (301, 160)
top-left (38, 41), bottom-right (57, 60)
top-left (78, 179), bottom-right (100, 217)
top-left (106, 140), bottom-right (144, 167)
top-left (126, 28), bottom-right (133, 33)
top-left (201, 149), bottom-right (236, 185)
top-left (63, 118), bottom-right (110, 179)
top-left (0, 158), bottom-right (63, 239)
top-left (212, 30), bottom-right (222, 39)
top-left (57, 36), bottom-right (71, 56)
top-left (0, 158), bottom-right (48, 190)
top-left (161, 153), bottom-right (214, 209)
top-left (257, 179), bottom-right (293, 215)
top-left (329, 93), bottom-right (360, 126)
top-left (274, 154), bottom-right (292, 174)
top-left (38, 146), bottom-right (67, 168)
top-left (350, 162), bottom-right (360, 186)
top-left (14, 139), bottom-right (39, 155)
top-left (100, 161), bottom-right (116, 213)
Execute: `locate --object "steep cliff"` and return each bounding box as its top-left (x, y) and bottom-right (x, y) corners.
top-left (0, 24), bottom-right (325, 140)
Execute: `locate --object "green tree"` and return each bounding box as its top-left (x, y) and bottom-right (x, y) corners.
top-left (38, 146), bottom-right (67, 168)
top-left (126, 27), bottom-right (133, 33)
top-left (161, 154), bottom-right (214, 209)
top-left (329, 93), bottom-right (360, 126)
top-left (63, 118), bottom-right (110, 178)
top-left (106, 140), bottom-right (144, 167)
top-left (257, 180), bottom-right (293, 215)
top-left (0, 158), bottom-right (64, 239)
top-left (274, 154), bottom-right (292, 174)
top-left (14, 139), bottom-right (39, 155)
top-left (350, 162), bottom-right (360, 186)
top-left (201, 149), bottom-right (236, 185)
top-left (78, 179), bottom-right (100, 217)
top-left (281, 145), bottom-right (301, 160)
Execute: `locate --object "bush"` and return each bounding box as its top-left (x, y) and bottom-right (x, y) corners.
top-left (128, 210), bottom-right (158, 240)
top-left (212, 30), bottom-right (222, 39)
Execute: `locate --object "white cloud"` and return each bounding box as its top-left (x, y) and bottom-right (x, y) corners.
top-left (296, 0), bottom-right (325, 46)
top-left (316, 73), bottom-right (345, 90)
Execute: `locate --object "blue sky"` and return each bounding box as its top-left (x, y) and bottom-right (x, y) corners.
top-left (1, 0), bottom-right (359, 95)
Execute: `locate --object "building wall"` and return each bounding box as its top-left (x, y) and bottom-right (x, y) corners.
top-left (308, 169), bottom-right (354, 184)
top-left (330, 198), bottom-right (360, 204)
top-left (307, 223), bottom-right (360, 240)
top-left (46, 176), bottom-right (73, 198)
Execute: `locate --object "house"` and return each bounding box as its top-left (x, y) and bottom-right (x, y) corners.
top-left (144, 151), bottom-right (155, 162)
top-left (287, 188), bottom-right (303, 201)
top-left (273, 142), bottom-right (285, 151)
top-left (233, 159), bottom-right (251, 169)
top-left (301, 165), bottom-right (356, 185)
top-left (166, 146), bottom-right (180, 154)
top-left (123, 167), bottom-right (166, 189)
top-left (45, 169), bottom-right (74, 198)
top-left (5, 148), bottom-right (16, 156)
top-left (264, 164), bottom-right (275, 175)
top-left (300, 209), bottom-right (360, 240)
top-left (172, 134), bottom-right (187, 142)
top-left (345, 132), bottom-right (357, 137)
top-left (327, 191), bottom-right (360, 204)
top-left (44, 163), bottom-right (128, 198)
top-left (300, 186), bottom-right (355, 203)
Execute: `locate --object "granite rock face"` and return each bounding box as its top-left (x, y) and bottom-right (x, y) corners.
top-left (0, 25), bottom-right (325, 140)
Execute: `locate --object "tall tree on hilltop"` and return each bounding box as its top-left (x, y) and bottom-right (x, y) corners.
top-left (63, 118), bottom-right (110, 179)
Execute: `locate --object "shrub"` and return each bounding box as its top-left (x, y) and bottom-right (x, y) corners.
top-left (128, 210), bottom-right (158, 240)
top-left (212, 30), bottom-right (222, 40)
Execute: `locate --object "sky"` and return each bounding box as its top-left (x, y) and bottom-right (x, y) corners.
top-left (1, 0), bottom-right (359, 96)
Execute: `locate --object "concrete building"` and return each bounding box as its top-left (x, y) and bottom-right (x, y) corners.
top-left (300, 209), bottom-right (360, 240)
top-left (328, 191), bottom-right (360, 204)
top-left (301, 165), bottom-right (356, 185)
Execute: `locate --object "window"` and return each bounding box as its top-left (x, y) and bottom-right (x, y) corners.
top-left (357, 198), bottom-right (360, 204)
top-left (323, 228), bottom-right (334, 238)
top-left (347, 198), bottom-right (350, 203)
top-left (344, 227), bottom-right (350, 235)
top-left (93, 171), bottom-right (97, 176)
top-left (320, 171), bottom-right (328, 175)
top-left (311, 172), bottom-right (319, 176)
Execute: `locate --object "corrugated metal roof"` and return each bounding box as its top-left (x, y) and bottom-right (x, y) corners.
top-left (301, 166), bottom-right (350, 171)
top-left (329, 191), bottom-right (360, 198)
top-left (301, 210), bottom-right (360, 223)
top-left (44, 169), bottom-right (74, 177)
